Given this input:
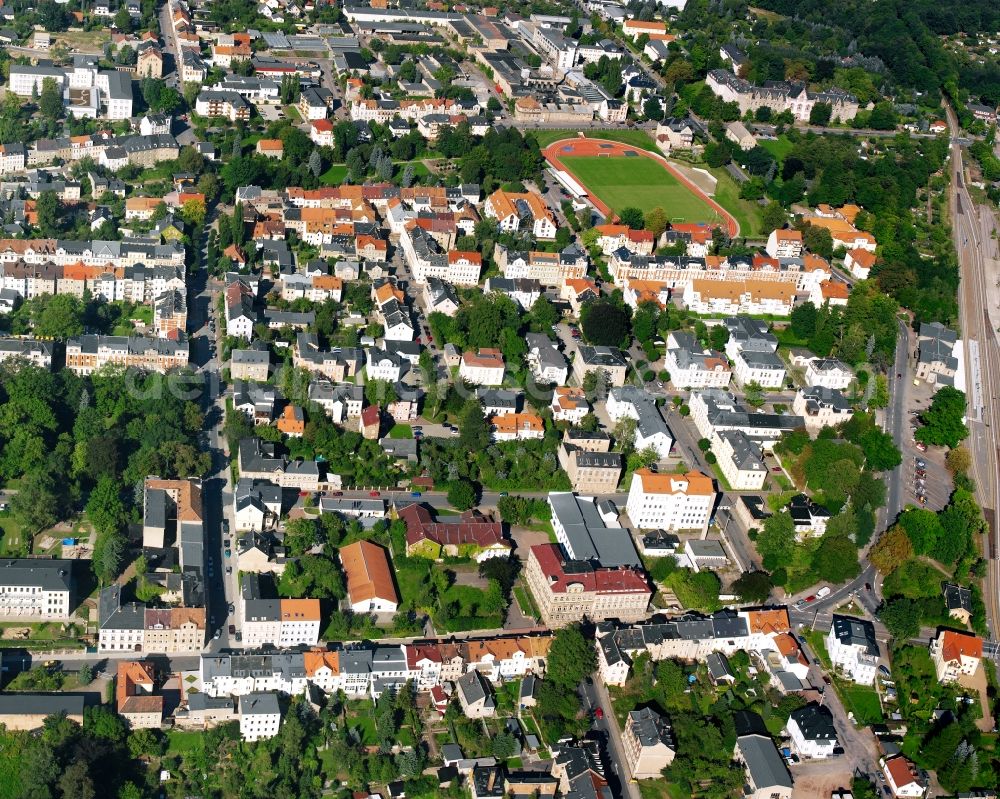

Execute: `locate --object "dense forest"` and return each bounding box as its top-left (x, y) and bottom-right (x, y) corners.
top-left (749, 0), bottom-right (1000, 102)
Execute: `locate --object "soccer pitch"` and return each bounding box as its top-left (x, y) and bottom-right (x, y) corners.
top-left (559, 154), bottom-right (721, 223)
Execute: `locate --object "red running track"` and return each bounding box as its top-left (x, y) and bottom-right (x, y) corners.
top-left (542, 136), bottom-right (740, 238)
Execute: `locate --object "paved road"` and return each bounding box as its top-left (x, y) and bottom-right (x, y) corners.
top-left (584, 677), bottom-right (640, 799)
top-left (882, 317), bottom-right (911, 530)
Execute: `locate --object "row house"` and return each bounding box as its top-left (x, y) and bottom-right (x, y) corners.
top-left (483, 189), bottom-right (557, 239)
top-left (610, 250), bottom-right (830, 293)
top-left (294, 332), bottom-right (364, 381)
top-left (706, 69), bottom-right (859, 122)
top-left (681, 278), bottom-right (796, 317)
top-left (350, 96), bottom-right (481, 123)
top-left (200, 633), bottom-right (551, 700)
top-left (594, 224), bottom-right (655, 257)
top-left (495, 243), bottom-right (589, 287)
top-left (596, 607), bottom-right (805, 687)
top-left (279, 272), bottom-right (343, 303)
top-left (98, 584), bottom-right (205, 654)
top-left (401, 224), bottom-right (482, 285)
top-left (65, 334), bottom-right (189, 375)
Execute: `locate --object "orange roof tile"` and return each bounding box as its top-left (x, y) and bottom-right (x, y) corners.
top-left (940, 630), bottom-right (983, 661)
top-left (634, 468), bottom-right (715, 496)
top-left (340, 540), bottom-right (398, 606)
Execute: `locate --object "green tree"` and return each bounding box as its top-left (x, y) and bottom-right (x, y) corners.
top-left (811, 534), bottom-right (860, 583)
top-left (39, 77), bottom-right (63, 120)
top-left (809, 102), bottom-right (833, 126)
top-left (731, 570), bottom-right (772, 603)
top-left (546, 624), bottom-right (596, 689)
top-left (11, 470), bottom-right (63, 535)
top-left (580, 300), bottom-right (630, 347)
top-left (757, 511), bottom-right (795, 570)
top-left (879, 597), bottom-right (920, 640)
top-left (916, 386), bottom-right (969, 448)
top-left (868, 526), bottom-right (913, 575)
top-left (33, 294), bottom-right (85, 338)
top-left (744, 381), bottom-right (766, 408)
top-left (447, 480), bottom-right (476, 511)
top-left (618, 207), bottom-right (644, 230)
top-left (528, 295), bottom-right (559, 333)
top-left (762, 201), bottom-right (787, 231)
top-left (644, 207), bottom-right (668, 239)
top-left (459, 400), bottom-right (490, 451)
top-left (859, 428), bottom-right (902, 471)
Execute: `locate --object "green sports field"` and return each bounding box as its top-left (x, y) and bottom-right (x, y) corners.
top-left (559, 154), bottom-right (722, 223)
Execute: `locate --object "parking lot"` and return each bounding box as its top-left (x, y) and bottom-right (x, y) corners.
top-left (901, 376), bottom-right (952, 511)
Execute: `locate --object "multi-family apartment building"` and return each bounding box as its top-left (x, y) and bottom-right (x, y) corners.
top-left (664, 332), bottom-right (731, 389)
top-left (0, 558), bottom-right (74, 619)
top-left (930, 630), bottom-right (983, 684)
top-left (608, 250), bottom-right (829, 293)
top-left (484, 189), bottom-right (557, 239)
top-left (525, 543), bottom-right (651, 628)
top-left (706, 69), bottom-right (859, 122)
top-left (682, 278), bottom-right (796, 317)
top-left (65, 334), bottom-right (189, 374)
top-left (240, 573), bottom-right (321, 647)
top-left (625, 468), bottom-right (716, 531)
top-left (0, 338), bottom-right (54, 369)
top-left (495, 243), bottom-right (589, 286)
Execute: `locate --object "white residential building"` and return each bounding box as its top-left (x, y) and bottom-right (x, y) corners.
top-left (239, 693), bottom-right (282, 741)
top-left (765, 228), bottom-right (803, 259)
top-left (713, 429), bottom-right (767, 491)
top-left (625, 468), bottom-right (716, 532)
top-left (0, 558), bottom-right (74, 619)
top-left (930, 630), bottom-right (983, 684)
top-left (459, 349), bottom-right (505, 386)
top-left (664, 331), bottom-right (731, 389)
top-left (785, 704), bottom-right (837, 759)
top-left (803, 358), bottom-right (853, 390)
top-left (826, 615), bottom-right (879, 686)
top-left (732, 349), bottom-right (786, 389)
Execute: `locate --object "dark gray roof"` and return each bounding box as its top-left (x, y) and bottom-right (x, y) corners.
top-left (0, 559), bottom-right (73, 592)
top-left (240, 692), bottom-right (281, 715)
top-left (549, 492), bottom-right (639, 568)
top-left (737, 734), bottom-right (792, 790)
top-left (943, 583), bottom-right (972, 613)
top-left (789, 703), bottom-right (837, 742)
top-left (628, 706), bottom-right (674, 749)
top-left (0, 693), bottom-right (84, 719)
top-left (831, 614), bottom-right (879, 656)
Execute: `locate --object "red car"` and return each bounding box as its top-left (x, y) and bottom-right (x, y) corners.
top-left (298, 491), bottom-right (310, 497)
top-left (369, 490), bottom-right (381, 497)
top-left (804, 595), bottom-right (816, 603)
top-left (594, 707), bottom-right (604, 720)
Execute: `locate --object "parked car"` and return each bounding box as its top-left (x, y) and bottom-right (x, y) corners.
top-left (369, 490), bottom-right (381, 497)
top-left (229, 625), bottom-right (236, 635)
top-left (816, 586), bottom-right (831, 598)
top-left (411, 491), bottom-right (422, 498)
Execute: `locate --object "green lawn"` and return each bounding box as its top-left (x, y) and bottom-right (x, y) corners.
top-left (533, 128), bottom-right (657, 151)
top-left (320, 164), bottom-right (348, 185)
top-left (838, 681), bottom-right (883, 725)
top-left (388, 424), bottom-right (413, 439)
top-left (758, 135), bottom-right (794, 163)
top-left (706, 166), bottom-right (765, 236)
top-left (166, 730), bottom-right (202, 754)
top-left (560, 155), bottom-right (721, 223)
